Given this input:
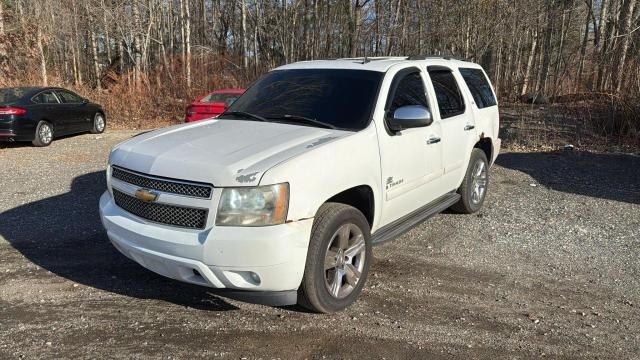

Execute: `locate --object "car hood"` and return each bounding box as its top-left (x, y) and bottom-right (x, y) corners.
top-left (109, 119), bottom-right (351, 187)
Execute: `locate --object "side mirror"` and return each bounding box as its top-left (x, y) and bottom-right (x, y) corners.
top-left (82, 98), bottom-right (89, 104)
top-left (388, 105), bottom-right (433, 132)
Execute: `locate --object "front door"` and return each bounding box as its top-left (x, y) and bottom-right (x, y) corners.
top-left (376, 67), bottom-right (445, 226)
top-left (55, 90), bottom-right (90, 132)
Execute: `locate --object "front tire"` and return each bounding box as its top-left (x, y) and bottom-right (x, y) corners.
top-left (91, 112), bottom-right (106, 134)
top-left (298, 203), bottom-right (372, 313)
top-left (32, 121), bottom-right (53, 147)
top-left (451, 148), bottom-right (489, 214)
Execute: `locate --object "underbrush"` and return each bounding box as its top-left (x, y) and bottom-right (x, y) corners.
top-left (500, 95), bottom-right (639, 153)
top-left (1, 55), bottom-right (245, 130)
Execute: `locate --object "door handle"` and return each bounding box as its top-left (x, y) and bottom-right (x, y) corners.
top-left (464, 124), bottom-right (475, 131)
top-left (426, 137), bottom-right (441, 145)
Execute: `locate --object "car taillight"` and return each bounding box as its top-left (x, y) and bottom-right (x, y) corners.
top-left (0, 107), bottom-right (27, 116)
top-left (186, 106), bottom-right (194, 116)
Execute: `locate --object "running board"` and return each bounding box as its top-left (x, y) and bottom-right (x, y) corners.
top-left (371, 192), bottom-right (460, 246)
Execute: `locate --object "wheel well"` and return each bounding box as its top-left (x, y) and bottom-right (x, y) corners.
top-left (326, 186), bottom-right (374, 228)
top-left (475, 138), bottom-right (492, 163)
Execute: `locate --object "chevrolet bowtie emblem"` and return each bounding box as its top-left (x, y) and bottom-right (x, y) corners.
top-left (134, 189), bottom-right (158, 202)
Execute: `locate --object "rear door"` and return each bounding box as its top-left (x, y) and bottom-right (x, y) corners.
top-left (458, 67), bottom-right (499, 146)
top-left (427, 66), bottom-right (476, 184)
top-left (31, 90), bottom-right (65, 132)
top-left (55, 90), bottom-right (91, 132)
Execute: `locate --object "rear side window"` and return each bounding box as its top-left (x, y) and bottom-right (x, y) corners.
top-left (56, 90), bottom-right (82, 103)
top-left (459, 68), bottom-right (497, 109)
top-left (32, 91), bottom-right (60, 104)
top-left (388, 72), bottom-right (429, 114)
top-left (201, 93), bottom-right (240, 104)
top-left (428, 69), bottom-right (465, 119)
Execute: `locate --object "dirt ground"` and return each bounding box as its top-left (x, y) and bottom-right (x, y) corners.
top-left (0, 131), bottom-right (639, 359)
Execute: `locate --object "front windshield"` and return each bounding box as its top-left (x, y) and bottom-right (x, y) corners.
top-left (225, 69), bottom-right (383, 131)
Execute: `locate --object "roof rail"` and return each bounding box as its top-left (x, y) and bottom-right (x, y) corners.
top-left (337, 56), bottom-right (407, 62)
top-left (407, 54), bottom-right (468, 62)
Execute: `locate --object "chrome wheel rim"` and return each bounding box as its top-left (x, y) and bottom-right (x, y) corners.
top-left (40, 124), bottom-right (52, 144)
top-left (470, 160), bottom-right (487, 204)
top-left (95, 114), bottom-right (105, 132)
top-left (324, 223), bottom-right (366, 299)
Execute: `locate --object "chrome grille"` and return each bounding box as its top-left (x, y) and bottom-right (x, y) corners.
top-left (113, 189), bottom-right (208, 229)
top-left (111, 166), bottom-right (213, 199)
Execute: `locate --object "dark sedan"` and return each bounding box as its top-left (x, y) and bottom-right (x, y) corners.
top-left (0, 87), bottom-right (106, 147)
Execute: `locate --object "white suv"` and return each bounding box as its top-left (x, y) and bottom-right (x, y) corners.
top-left (99, 56), bottom-right (500, 313)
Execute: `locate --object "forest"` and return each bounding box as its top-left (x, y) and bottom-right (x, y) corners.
top-left (0, 0), bottom-right (638, 146)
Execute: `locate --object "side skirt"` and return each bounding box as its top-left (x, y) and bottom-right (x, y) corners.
top-left (371, 192), bottom-right (460, 246)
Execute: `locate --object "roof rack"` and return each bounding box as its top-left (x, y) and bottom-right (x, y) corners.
top-left (406, 54), bottom-right (468, 61)
top-left (336, 56), bottom-right (407, 62)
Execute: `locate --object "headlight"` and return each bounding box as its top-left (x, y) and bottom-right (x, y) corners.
top-left (216, 183), bottom-right (289, 226)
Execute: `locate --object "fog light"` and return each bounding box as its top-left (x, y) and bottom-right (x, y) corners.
top-left (249, 272), bottom-right (261, 285)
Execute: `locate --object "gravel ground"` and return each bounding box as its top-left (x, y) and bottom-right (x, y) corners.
top-left (0, 131), bottom-right (639, 359)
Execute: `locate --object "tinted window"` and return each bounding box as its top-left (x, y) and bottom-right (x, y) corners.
top-left (226, 69), bottom-right (383, 130)
top-left (57, 90), bottom-right (82, 103)
top-left (459, 68), bottom-right (497, 108)
top-left (388, 71), bottom-right (428, 114)
top-left (32, 91), bottom-right (60, 104)
top-left (0, 88), bottom-right (28, 104)
top-left (429, 70), bottom-right (465, 119)
top-left (201, 93), bottom-right (241, 104)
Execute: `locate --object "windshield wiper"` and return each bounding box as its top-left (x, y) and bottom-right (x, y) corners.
top-left (219, 111), bottom-right (267, 122)
top-left (267, 114), bottom-right (337, 129)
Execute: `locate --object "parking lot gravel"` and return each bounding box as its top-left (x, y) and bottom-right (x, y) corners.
top-left (0, 131), bottom-right (639, 359)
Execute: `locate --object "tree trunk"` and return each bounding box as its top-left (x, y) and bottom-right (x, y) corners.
top-left (349, 0), bottom-right (364, 57)
top-left (521, 29), bottom-right (538, 95)
top-left (240, 0), bottom-right (248, 69)
top-left (614, 0), bottom-right (638, 92)
top-left (184, 0), bottom-right (192, 89)
top-left (37, 26), bottom-right (48, 86)
top-left (577, 0), bottom-right (592, 89)
top-left (90, 30), bottom-right (101, 88)
top-left (132, 0), bottom-right (143, 89)
top-left (0, 1), bottom-right (5, 36)
top-left (539, 0), bottom-right (555, 95)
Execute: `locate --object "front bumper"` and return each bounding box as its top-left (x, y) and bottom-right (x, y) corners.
top-left (99, 191), bottom-right (313, 296)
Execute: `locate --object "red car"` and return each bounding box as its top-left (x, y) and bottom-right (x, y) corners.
top-left (185, 88), bottom-right (245, 122)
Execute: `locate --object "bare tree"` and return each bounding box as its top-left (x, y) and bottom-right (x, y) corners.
top-left (0, 1), bottom-right (4, 37)
top-left (0, 0), bottom-right (637, 103)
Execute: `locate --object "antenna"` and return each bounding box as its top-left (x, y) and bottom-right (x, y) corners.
top-left (361, 34), bottom-right (371, 64)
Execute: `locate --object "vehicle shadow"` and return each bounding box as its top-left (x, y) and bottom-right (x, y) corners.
top-left (496, 151), bottom-right (640, 205)
top-left (0, 171), bottom-right (238, 311)
top-left (0, 132), bottom-right (93, 149)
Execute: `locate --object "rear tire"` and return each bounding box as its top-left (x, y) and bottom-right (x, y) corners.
top-left (91, 112), bottom-right (106, 134)
top-left (32, 121), bottom-right (53, 147)
top-left (298, 203), bottom-right (372, 313)
top-left (451, 148), bottom-right (489, 214)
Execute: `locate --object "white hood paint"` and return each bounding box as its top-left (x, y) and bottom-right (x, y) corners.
top-left (109, 119), bottom-right (351, 187)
